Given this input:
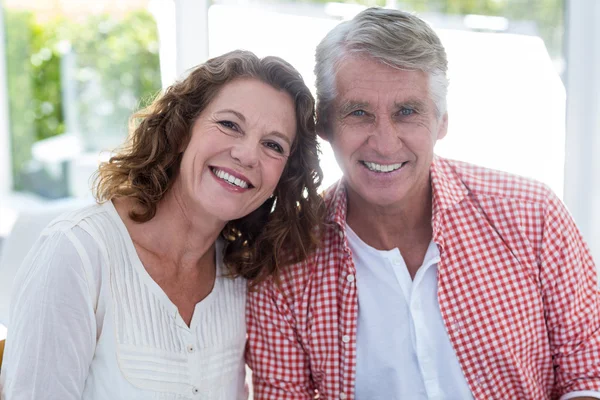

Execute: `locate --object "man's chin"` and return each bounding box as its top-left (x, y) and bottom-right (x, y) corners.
top-left (346, 188), bottom-right (409, 211)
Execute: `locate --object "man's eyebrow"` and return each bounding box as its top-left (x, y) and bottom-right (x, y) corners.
top-left (394, 99), bottom-right (428, 112)
top-left (338, 101), bottom-right (370, 116)
top-left (215, 109), bottom-right (246, 122)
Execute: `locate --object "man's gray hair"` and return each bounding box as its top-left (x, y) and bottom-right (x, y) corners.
top-left (315, 7), bottom-right (449, 133)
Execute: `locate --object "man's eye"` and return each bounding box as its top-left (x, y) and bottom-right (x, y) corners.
top-left (218, 120), bottom-right (238, 130)
top-left (399, 108), bottom-right (414, 116)
top-left (350, 110), bottom-right (366, 117)
top-left (264, 141), bottom-right (284, 154)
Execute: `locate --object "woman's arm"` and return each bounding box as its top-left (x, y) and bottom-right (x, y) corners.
top-left (1, 229), bottom-right (96, 399)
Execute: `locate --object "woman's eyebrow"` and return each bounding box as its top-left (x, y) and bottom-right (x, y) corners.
top-left (216, 109), bottom-right (292, 146)
top-left (215, 109), bottom-right (246, 121)
top-left (268, 131), bottom-right (292, 147)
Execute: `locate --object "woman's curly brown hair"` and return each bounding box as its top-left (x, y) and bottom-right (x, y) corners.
top-left (94, 50), bottom-right (325, 287)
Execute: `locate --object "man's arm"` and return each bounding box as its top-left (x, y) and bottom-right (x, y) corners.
top-left (540, 192), bottom-right (600, 398)
top-left (246, 279), bottom-right (315, 400)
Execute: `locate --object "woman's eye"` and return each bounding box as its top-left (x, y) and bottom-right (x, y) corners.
top-left (350, 110), bottom-right (366, 117)
top-left (218, 120), bottom-right (238, 130)
top-left (399, 108), bottom-right (414, 116)
top-left (264, 141), bottom-right (284, 154)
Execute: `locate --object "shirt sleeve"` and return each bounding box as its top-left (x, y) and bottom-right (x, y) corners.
top-left (246, 280), bottom-right (315, 400)
top-left (540, 191), bottom-right (600, 396)
top-left (560, 390), bottom-right (600, 399)
top-left (0, 228), bottom-right (97, 399)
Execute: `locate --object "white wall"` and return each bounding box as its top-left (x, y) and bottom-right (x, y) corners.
top-left (564, 0), bottom-right (600, 263)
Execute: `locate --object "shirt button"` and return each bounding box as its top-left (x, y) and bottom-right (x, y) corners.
top-left (475, 374), bottom-right (484, 386)
top-left (187, 345), bottom-right (195, 353)
top-left (342, 335), bottom-right (350, 343)
top-left (338, 231), bottom-right (344, 239)
top-left (340, 392), bottom-right (347, 399)
top-left (451, 319), bottom-right (462, 331)
top-left (346, 274), bottom-right (355, 283)
top-left (192, 387), bottom-right (199, 395)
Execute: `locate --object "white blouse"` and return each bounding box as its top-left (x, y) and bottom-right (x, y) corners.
top-left (0, 201), bottom-right (248, 400)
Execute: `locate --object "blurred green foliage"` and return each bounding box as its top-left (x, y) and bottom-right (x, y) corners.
top-left (5, 9), bottom-right (160, 191)
top-left (5, 11), bottom-right (36, 191)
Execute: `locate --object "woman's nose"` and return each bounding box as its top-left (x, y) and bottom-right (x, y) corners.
top-left (230, 139), bottom-right (260, 168)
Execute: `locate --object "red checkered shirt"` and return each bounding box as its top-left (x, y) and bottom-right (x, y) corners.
top-left (246, 156), bottom-right (600, 400)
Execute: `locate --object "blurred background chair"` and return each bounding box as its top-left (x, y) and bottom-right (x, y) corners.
top-left (0, 338), bottom-right (5, 370)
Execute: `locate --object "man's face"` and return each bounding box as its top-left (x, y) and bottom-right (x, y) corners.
top-left (326, 55), bottom-right (447, 212)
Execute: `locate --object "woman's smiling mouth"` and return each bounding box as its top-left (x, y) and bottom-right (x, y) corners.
top-left (210, 167), bottom-right (254, 189)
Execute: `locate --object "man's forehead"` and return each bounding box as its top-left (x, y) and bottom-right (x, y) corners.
top-left (335, 55), bottom-right (427, 80)
top-left (334, 84), bottom-right (430, 107)
top-left (335, 61), bottom-right (429, 99)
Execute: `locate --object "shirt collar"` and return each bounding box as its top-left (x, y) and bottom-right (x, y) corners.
top-left (324, 155), bottom-right (469, 233)
top-left (324, 178), bottom-right (349, 230)
top-left (430, 155), bottom-right (469, 217)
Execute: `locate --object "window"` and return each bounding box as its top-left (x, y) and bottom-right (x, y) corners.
top-left (207, 0), bottom-right (566, 195)
top-left (3, 0), bottom-right (160, 198)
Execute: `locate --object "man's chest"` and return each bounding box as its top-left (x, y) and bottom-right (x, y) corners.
top-left (302, 238), bottom-right (551, 399)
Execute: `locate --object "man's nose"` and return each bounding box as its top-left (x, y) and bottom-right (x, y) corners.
top-left (368, 117), bottom-right (403, 154)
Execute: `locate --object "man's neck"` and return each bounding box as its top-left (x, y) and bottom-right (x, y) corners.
top-left (345, 187), bottom-right (433, 279)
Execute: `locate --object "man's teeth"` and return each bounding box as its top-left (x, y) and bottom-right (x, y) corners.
top-left (213, 168), bottom-right (249, 189)
top-left (363, 161), bottom-right (404, 173)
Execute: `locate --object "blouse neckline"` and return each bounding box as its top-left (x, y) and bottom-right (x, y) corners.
top-left (103, 199), bottom-right (221, 331)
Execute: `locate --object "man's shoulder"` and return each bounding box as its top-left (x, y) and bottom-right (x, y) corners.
top-left (254, 211), bottom-right (343, 298)
top-left (438, 156), bottom-right (554, 206)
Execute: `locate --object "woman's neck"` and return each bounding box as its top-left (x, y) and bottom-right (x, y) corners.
top-left (115, 190), bottom-right (225, 272)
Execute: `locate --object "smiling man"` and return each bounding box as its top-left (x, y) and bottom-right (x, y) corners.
top-left (246, 7), bottom-right (600, 400)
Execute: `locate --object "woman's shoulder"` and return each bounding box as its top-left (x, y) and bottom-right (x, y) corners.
top-left (43, 201), bottom-right (130, 249)
top-left (22, 201), bottom-right (127, 281)
top-left (43, 201), bottom-right (113, 233)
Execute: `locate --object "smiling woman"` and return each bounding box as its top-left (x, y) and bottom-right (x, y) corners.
top-left (0, 50), bottom-right (325, 400)
top-left (96, 51), bottom-right (325, 285)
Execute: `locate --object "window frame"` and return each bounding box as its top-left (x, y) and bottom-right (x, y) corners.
top-left (0, 0), bottom-right (598, 264)
top-left (563, 0), bottom-right (600, 262)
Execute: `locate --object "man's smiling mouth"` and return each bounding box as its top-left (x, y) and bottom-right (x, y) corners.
top-left (361, 161), bottom-right (407, 173)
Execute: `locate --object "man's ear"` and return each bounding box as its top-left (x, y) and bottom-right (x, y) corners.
top-left (436, 113), bottom-right (448, 141)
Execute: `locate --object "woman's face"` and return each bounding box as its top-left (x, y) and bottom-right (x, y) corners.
top-left (176, 77), bottom-right (297, 223)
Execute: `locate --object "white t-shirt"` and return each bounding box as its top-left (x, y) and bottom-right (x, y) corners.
top-left (0, 201), bottom-right (247, 400)
top-left (347, 224), bottom-right (473, 400)
top-left (348, 223), bottom-right (600, 400)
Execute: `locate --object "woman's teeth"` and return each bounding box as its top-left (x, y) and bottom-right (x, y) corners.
top-left (212, 168), bottom-right (249, 189)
